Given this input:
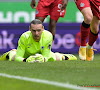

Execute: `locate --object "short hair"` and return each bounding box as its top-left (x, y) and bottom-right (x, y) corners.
top-left (30, 19), bottom-right (43, 28)
top-left (30, 19), bottom-right (42, 25)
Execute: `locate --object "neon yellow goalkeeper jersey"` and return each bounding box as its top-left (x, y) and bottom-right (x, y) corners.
top-left (15, 30), bottom-right (53, 62)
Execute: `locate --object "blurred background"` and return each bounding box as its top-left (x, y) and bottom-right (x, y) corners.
top-left (0, 0), bottom-right (100, 54)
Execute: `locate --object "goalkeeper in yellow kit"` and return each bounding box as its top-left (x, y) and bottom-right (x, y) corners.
top-left (0, 19), bottom-right (77, 63)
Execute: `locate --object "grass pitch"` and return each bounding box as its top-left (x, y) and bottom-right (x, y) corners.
top-left (0, 54), bottom-right (100, 90)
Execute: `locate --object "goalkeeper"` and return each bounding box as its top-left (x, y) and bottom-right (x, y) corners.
top-left (0, 19), bottom-right (77, 63)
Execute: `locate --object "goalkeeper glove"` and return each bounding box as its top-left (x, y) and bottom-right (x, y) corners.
top-left (26, 55), bottom-right (36, 63)
top-left (25, 54), bottom-right (44, 63)
top-left (63, 54), bottom-right (77, 60)
top-left (35, 54), bottom-right (44, 63)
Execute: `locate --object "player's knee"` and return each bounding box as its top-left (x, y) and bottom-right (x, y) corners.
top-left (84, 15), bottom-right (93, 24)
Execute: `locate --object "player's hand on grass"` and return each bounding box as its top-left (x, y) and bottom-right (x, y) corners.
top-left (26, 55), bottom-right (36, 63)
top-left (35, 54), bottom-right (44, 63)
top-left (26, 54), bottom-right (44, 63)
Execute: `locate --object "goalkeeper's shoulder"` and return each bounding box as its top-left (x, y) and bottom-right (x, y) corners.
top-left (20, 31), bottom-right (31, 39)
top-left (43, 30), bottom-right (53, 40)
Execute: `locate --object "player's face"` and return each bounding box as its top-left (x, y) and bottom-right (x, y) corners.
top-left (30, 24), bottom-right (43, 42)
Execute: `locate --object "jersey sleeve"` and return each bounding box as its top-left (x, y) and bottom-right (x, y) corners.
top-left (41, 34), bottom-right (53, 61)
top-left (15, 34), bottom-right (26, 62)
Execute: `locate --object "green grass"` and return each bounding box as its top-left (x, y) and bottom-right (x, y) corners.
top-left (0, 54), bottom-right (100, 90)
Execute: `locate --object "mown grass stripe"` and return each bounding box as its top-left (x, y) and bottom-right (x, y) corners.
top-left (0, 73), bottom-right (97, 90)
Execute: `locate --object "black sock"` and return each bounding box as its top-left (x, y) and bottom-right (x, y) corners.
top-left (82, 21), bottom-right (90, 28)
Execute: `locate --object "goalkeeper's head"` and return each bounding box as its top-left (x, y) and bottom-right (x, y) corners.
top-left (29, 19), bottom-right (44, 42)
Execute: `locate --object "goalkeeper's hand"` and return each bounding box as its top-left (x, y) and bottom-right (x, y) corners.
top-left (26, 55), bottom-right (36, 63)
top-left (26, 54), bottom-right (44, 63)
top-left (35, 54), bottom-right (44, 63)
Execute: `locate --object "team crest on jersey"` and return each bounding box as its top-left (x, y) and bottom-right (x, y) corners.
top-left (36, 10), bottom-right (39, 14)
top-left (80, 2), bottom-right (84, 7)
top-left (41, 46), bottom-right (44, 50)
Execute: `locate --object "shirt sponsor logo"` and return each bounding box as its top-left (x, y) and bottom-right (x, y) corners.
top-left (80, 2), bottom-right (84, 7)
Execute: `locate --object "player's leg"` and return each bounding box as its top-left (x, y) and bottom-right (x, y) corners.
top-left (87, 16), bottom-right (99, 61)
top-left (49, 0), bottom-right (66, 40)
top-left (35, 17), bottom-right (45, 23)
top-left (75, 0), bottom-right (93, 60)
top-left (49, 19), bottom-right (57, 40)
top-left (79, 7), bottom-right (93, 60)
top-left (0, 49), bottom-right (16, 61)
top-left (35, 1), bottom-right (49, 23)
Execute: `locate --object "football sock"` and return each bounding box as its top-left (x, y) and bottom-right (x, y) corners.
top-left (88, 30), bottom-right (99, 46)
top-left (81, 21), bottom-right (90, 46)
top-left (87, 44), bottom-right (92, 49)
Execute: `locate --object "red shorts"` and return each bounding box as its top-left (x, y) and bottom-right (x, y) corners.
top-left (74, 0), bottom-right (90, 11)
top-left (90, 0), bottom-right (100, 19)
top-left (75, 0), bottom-right (100, 19)
top-left (35, 0), bottom-right (66, 22)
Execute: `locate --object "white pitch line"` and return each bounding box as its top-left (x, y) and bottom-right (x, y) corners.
top-left (0, 73), bottom-right (98, 90)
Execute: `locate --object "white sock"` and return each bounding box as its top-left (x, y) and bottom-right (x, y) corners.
top-left (80, 46), bottom-right (86, 48)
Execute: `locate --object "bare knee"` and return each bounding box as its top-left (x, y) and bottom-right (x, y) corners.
top-left (84, 15), bottom-right (93, 24)
top-left (81, 7), bottom-right (93, 24)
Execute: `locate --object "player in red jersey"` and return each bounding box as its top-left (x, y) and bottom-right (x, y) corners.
top-left (75, 0), bottom-right (100, 61)
top-left (30, 0), bottom-right (68, 40)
